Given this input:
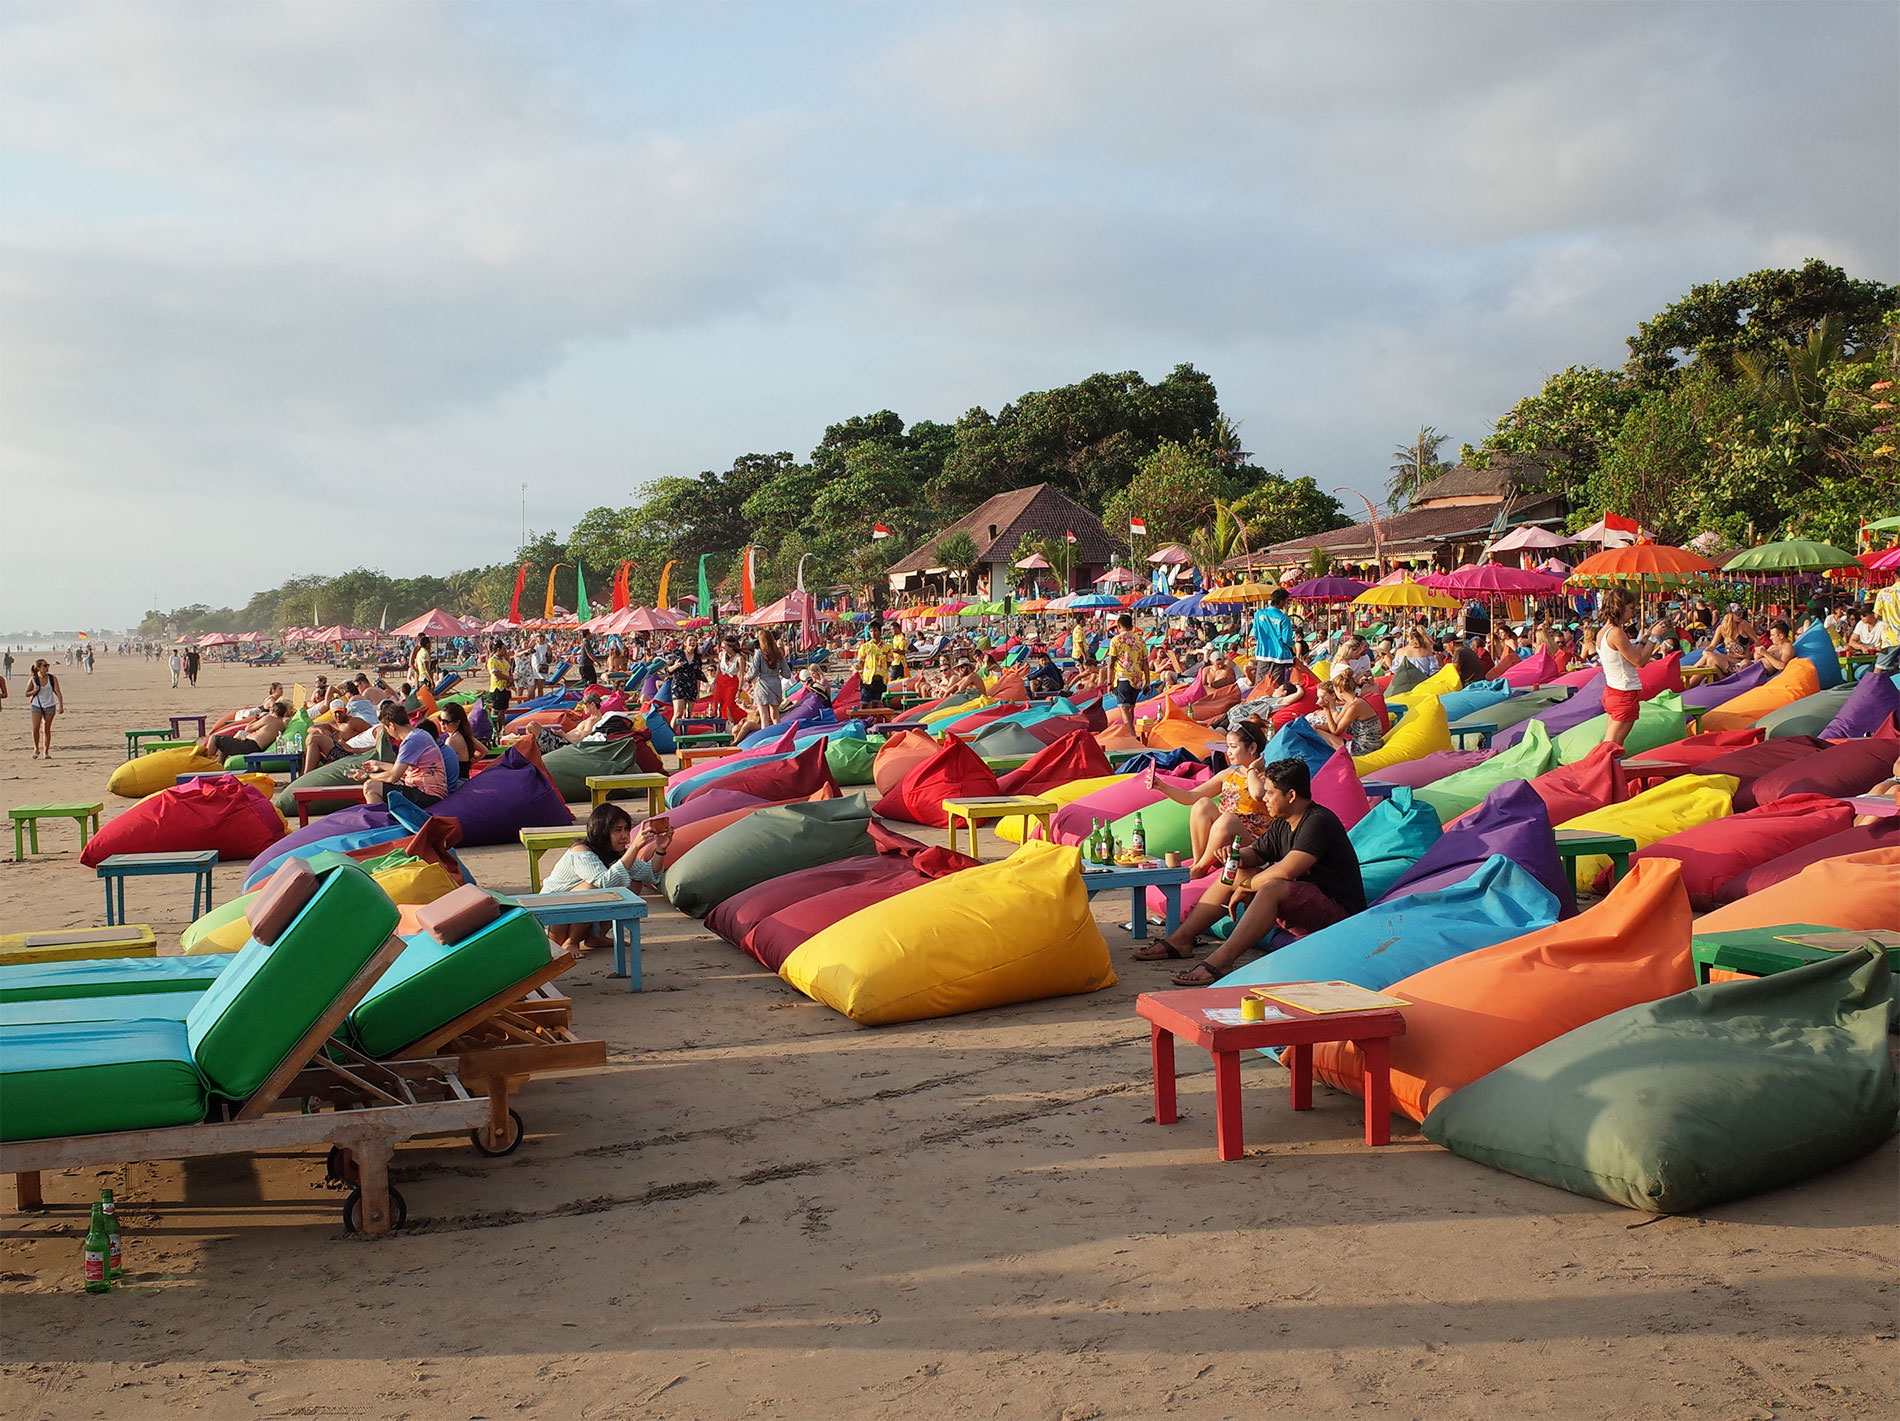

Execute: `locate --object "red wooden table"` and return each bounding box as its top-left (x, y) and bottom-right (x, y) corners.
top-left (1136, 985), bottom-right (1406, 1160)
top-left (1619, 756), bottom-right (1691, 793)
top-left (292, 783), bottom-right (368, 826)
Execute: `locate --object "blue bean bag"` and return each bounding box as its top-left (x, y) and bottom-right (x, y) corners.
top-left (1794, 622), bottom-right (1843, 690)
top-left (1437, 681), bottom-right (1517, 725)
top-left (1258, 716), bottom-right (1336, 779)
top-left (1347, 786), bottom-right (1442, 901)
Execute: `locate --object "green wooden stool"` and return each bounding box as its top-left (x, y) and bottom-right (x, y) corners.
top-left (1693, 923), bottom-right (1900, 986)
top-left (1554, 828), bottom-right (1639, 891)
top-left (519, 825), bottom-right (586, 893)
top-left (139, 738), bottom-right (196, 755)
top-left (673, 731), bottom-right (735, 750)
top-left (10, 802), bottom-right (106, 861)
top-left (124, 728), bottom-right (172, 758)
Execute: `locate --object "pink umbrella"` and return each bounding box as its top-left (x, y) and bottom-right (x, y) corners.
top-left (389, 608), bottom-right (469, 639)
top-left (742, 591), bottom-right (833, 627)
top-left (1866, 546), bottom-right (1900, 571)
top-left (1096, 567), bottom-right (1145, 585)
top-left (1146, 543), bottom-right (1194, 565)
top-left (1486, 525), bottom-right (1579, 554)
top-left (1014, 553), bottom-right (1053, 570)
top-left (1416, 568), bottom-right (1461, 590)
top-left (1443, 564), bottom-right (1567, 595)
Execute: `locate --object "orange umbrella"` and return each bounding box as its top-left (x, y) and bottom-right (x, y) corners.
top-left (1567, 541), bottom-right (1715, 588)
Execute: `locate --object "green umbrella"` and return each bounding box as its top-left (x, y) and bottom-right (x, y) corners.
top-left (1864, 514), bottom-right (1900, 532)
top-left (1722, 539), bottom-right (1860, 573)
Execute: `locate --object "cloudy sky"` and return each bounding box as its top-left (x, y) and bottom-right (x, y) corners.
top-left (2, 0), bottom-right (1894, 631)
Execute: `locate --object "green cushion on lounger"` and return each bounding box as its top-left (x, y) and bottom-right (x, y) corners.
top-left (542, 737), bottom-right (654, 803)
top-left (1422, 948), bottom-right (1897, 1213)
top-left (0, 989), bottom-right (208, 1028)
top-left (186, 858), bottom-right (398, 1101)
top-left (0, 1019), bottom-right (207, 1142)
top-left (345, 907), bottom-right (553, 1057)
top-left (0, 954), bottom-right (235, 1003)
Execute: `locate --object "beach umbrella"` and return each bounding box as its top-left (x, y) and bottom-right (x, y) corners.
top-left (1721, 539), bottom-right (1860, 574)
top-left (1067, 593), bottom-right (1124, 609)
top-left (1416, 569), bottom-right (1461, 590)
top-left (1538, 557), bottom-right (1572, 575)
top-left (1146, 543), bottom-right (1194, 565)
top-left (1096, 567), bottom-right (1145, 586)
top-left (1862, 547), bottom-right (1900, 571)
top-left (1130, 592), bottom-right (1177, 610)
top-left (1013, 553), bottom-right (1053, 570)
top-left (1486, 525), bottom-right (1579, 554)
top-left (1164, 592), bottom-right (1210, 616)
top-left (1018, 598), bottom-right (1049, 612)
top-left (1864, 515), bottom-right (1900, 533)
top-left (1574, 516), bottom-right (1656, 545)
top-left (1352, 577), bottom-right (1460, 610)
top-left (1288, 574), bottom-right (1370, 602)
top-left (1443, 563), bottom-right (1567, 595)
top-left (389, 608), bottom-right (469, 639)
top-left (1568, 542), bottom-right (1715, 588)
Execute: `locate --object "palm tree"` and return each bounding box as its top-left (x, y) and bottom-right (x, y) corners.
top-left (1387, 425), bottom-right (1448, 511)
top-left (1188, 499), bottom-right (1248, 587)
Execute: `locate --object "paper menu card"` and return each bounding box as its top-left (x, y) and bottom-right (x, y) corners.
top-left (1253, 981), bottom-right (1408, 1014)
top-left (1774, 930), bottom-right (1900, 953)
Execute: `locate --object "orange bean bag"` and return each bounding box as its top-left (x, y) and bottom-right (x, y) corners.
top-left (872, 738), bottom-right (1002, 828)
top-left (1692, 848), bottom-right (1900, 935)
top-left (872, 729), bottom-right (939, 796)
top-left (1698, 658), bottom-right (1819, 733)
top-left (1141, 696), bottom-right (1220, 753)
top-left (1315, 858), bottom-right (1695, 1122)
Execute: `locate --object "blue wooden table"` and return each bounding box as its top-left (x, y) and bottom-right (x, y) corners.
top-left (1080, 860), bottom-right (1192, 939)
top-left (1448, 721), bottom-right (1499, 749)
top-left (514, 887), bottom-right (650, 990)
top-left (98, 850), bottom-right (218, 925)
top-left (242, 750), bottom-right (303, 778)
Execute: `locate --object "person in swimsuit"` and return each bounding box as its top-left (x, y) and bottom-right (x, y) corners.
top-left (26, 659), bottom-right (63, 759)
top-left (1311, 667), bottom-right (1383, 755)
top-left (1139, 722), bottom-right (1272, 877)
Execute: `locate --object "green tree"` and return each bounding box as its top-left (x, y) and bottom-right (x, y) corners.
top-left (1101, 440), bottom-right (1233, 547)
top-left (1386, 426), bottom-right (1447, 511)
top-left (934, 531), bottom-right (981, 595)
top-left (1464, 364), bottom-right (1637, 502)
top-left (1228, 474), bottom-right (1350, 548)
top-left (1187, 500), bottom-right (1248, 587)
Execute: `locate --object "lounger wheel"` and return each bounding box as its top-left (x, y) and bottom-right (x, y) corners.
top-left (471, 1109), bottom-right (525, 1157)
top-left (342, 1186), bottom-right (408, 1235)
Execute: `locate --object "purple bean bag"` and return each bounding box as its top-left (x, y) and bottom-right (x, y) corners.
top-left (666, 788), bottom-right (776, 831)
top-left (1696, 736), bottom-right (1829, 811)
top-left (1366, 748), bottom-right (1497, 789)
top-left (1633, 792), bottom-right (1856, 911)
top-left (1682, 661), bottom-right (1771, 713)
top-left (1820, 672), bottom-right (1900, 740)
top-left (1492, 671), bottom-right (1606, 748)
top-left (428, 747), bottom-right (572, 845)
top-left (244, 802), bottom-right (400, 887)
top-left (1381, 780), bottom-right (1572, 915)
top-left (1746, 737), bottom-right (1899, 809)
top-left (1717, 816), bottom-right (1900, 902)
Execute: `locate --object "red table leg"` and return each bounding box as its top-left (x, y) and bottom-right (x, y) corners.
top-left (1212, 1049), bottom-right (1245, 1161)
top-left (1359, 1036), bottom-right (1393, 1146)
top-left (1150, 1023), bottom-right (1177, 1125)
top-left (1287, 1042), bottom-right (1313, 1111)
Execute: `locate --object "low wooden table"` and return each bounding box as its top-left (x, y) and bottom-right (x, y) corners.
top-left (519, 825), bottom-right (586, 893)
top-left (1137, 985), bottom-right (1406, 1160)
top-left (124, 728), bottom-right (172, 758)
top-left (942, 795), bottom-right (1058, 860)
top-left (672, 731), bottom-right (735, 749)
top-left (515, 888), bottom-right (650, 991)
top-left (1620, 756), bottom-right (1691, 793)
top-left (1080, 859), bottom-right (1191, 938)
top-left (1554, 827), bottom-right (1639, 888)
top-left (0, 925), bottom-right (158, 967)
top-left (169, 714), bottom-right (209, 739)
top-left (97, 851), bottom-right (218, 926)
top-left (1448, 721), bottom-right (1499, 749)
top-left (9, 802), bottom-right (105, 861)
top-left (1692, 922), bottom-right (1900, 986)
top-left (584, 772), bottom-right (669, 813)
top-left (678, 745), bottom-right (742, 769)
top-left (292, 783), bottom-right (369, 826)
top-left (242, 751), bottom-right (303, 779)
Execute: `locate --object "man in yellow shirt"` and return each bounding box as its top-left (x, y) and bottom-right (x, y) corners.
top-left (486, 640), bottom-right (514, 718)
top-left (1103, 613), bottom-right (1150, 737)
top-left (857, 637), bottom-right (890, 706)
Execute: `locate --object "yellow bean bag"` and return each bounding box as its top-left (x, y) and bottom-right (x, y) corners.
top-left (1353, 695), bottom-right (1451, 777)
top-left (107, 745), bottom-right (227, 799)
top-left (993, 773), bottom-right (1130, 843)
top-left (1556, 773), bottom-right (1738, 894)
top-left (369, 858), bottom-right (460, 905)
top-left (1387, 663), bottom-right (1462, 711)
top-left (1699, 659), bottom-right (1819, 733)
top-left (920, 694), bottom-right (990, 727)
top-left (778, 839), bottom-right (1116, 1025)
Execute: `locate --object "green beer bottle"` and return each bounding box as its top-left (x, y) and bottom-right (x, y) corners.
top-left (100, 1189), bottom-right (123, 1279)
top-left (83, 1202), bottom-right (111, 1293)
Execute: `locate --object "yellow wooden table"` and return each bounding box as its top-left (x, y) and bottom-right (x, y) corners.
top-left (519, 825), bottom-right (587, 893)
top-left (678, 745), bottom-right (742, 770)
top-left (0, 925), bottom-right (158, 967)
top-left (584, 772), bottom-right (670, 814)
top-left (942, 795), bottom-right (1059, 861)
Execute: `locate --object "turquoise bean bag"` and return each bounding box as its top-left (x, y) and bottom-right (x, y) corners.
top-left (1347, 786), bottom-right (1442, 901)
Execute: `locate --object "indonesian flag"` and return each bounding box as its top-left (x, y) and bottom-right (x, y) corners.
top-left (1065, 529), bottom-right (1077, 545)
top-left (1604, 510), bottom-right (1640, 536)
top-left (1129, 517), bottom-right (1147, 536)
top-left (871, 523), bottom-right (891, 540)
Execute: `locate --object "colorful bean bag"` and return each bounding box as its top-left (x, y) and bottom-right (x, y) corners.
top-left (1462, 685), bottom-right (1572, 735)
top-left (872, 730), bottom-right (941, 795)
top-left (80, 776), bottom-right (285, 868)
top-left (1311, 748), bottom-right (1371, 829)
top-left (542, 736), bottom-right (663, 802)
top-left (872, 738), bottom-right (1001, 828)
top-left (1043, 774), bottom-right (1164, 846)
top-left (665, 735), bottom-right (798, 807)
top-left (1436, 681), bottom-right (1516, 726)
top-left (967, 722), bottom-right (1053, 760)
top-left (1718, 817), bottom-right (1900, 903)
top-left (1555, 773), bottom-right (1737, 895)
top-left (684, 739), bottom-right (838, 809)
top-left (1348, 786), bottom-right (1443, 901)
top-left (106, 744), bottom-right (227, 799)
top-left (709, 851), bottom-right (973, 969)
top-left (1225, 856), bottom-right (1560, 996)
top-left (1756, 683), bottom-right (1857, 739)
top-left (1639, 727), bottom-right (1765, 768)
top-left (826, 735), bottom-right (879, 786)
top-left (777, 840), bottom-right (1116, 1025)
top-left (665, 795), bottom-right (878, 919)
top-left (1549, 691), bottom-right (1685, 765)
top-left (1821, 671), bottom-right (1900, 739)
top-left (1422, 948), bottom-right (1896, 1213)
top-left (664, 787), bottom-right (778, 832)
top-left (1413, 722), bottom-right (1556, 824)
top-left (1384, 781), bottom-right (1571, 913)
top-left (996, 774), bottom-right (1131, 845)
top-left (1105, 794), bottom-right (1194, 858)
top-left (1519, 742), bottom-right (1626, 828)
top-left (1386, 663), bottom-right (1461, 711)
top-left (1794, 621), bottom-right (1844, 690)
top-left (995, 730), bottom-right (1112, 796)
top-left (1258, 716), bottom-right (1337, 779)
top-left (1366, 748), bottom-right (1496, 790)
top-left (271, 751), bottom-right (374, 815)
top-left (1700, 659), bottom-right (1820, 733)
top-left (1492, 673), bottom-right (1604, 749)
top-left (1695, 848), bottom-right (1900, 936)
top-left (1353, 694), bottom-right (1450, 777)
top-left (1499, 648), bottom-right (1565, 687)
top-left (1315, 858), bottom-right (1695, 1122)
top-left (1694, 736), bottom-right (1828, 810)
top-left (1680, 660), bottom-right (1771, 713)
top-left (1747, 736), bottom-right (1897, 808)
top-left (427, 745), bottom-right (572, 845)
top-left (1631, 793), bottom-right (1855, 911)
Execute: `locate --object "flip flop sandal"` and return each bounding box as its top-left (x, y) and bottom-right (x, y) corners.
top-left (1172, 960), bottom-right (1230, 986)
top-left (1131, 942), bottom-right (1194, 961)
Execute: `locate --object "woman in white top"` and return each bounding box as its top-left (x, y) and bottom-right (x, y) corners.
top-left (1596, 588), bottom-right (1649, 747)
top-left (27, 659), bottom-right (64, 759)
top-left (542, 803), bottom-right (672, 949)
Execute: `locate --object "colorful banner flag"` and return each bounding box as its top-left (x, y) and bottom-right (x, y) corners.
top-left (1129, 517), bottom-right (1147, 536)
top-left (698, 553), bottom-right (714, 625)
top-left (740, 546), bottom-right (757, 615)
top-left (656, 559), bottom-right (675, 611)
top-left (508, 562), bottom-right (528, 623)
top-left (575, 564), bottom-right (590, 624)
top-left (871, 523), bottom-right (891, 540)
top-left (544, 564), bottom-right (566, 621)
top-left (611, 561), bottom-right (632, 612)
top-left (1065, 529), bottom-right (1077, 544)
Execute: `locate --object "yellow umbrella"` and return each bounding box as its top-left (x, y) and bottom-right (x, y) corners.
top-left (1351, 577), bottom-right (1460, 610)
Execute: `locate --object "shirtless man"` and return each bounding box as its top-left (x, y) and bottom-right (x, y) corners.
top-left (302, 698), bottom-right (377, 773)
top-left (200, 702), bottom-right (288, 760)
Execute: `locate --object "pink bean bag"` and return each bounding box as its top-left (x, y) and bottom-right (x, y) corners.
top-left (80, 776), bottom-right (286, 868)
top-left (1631, 792), bottom-right (1855, 911)
top-left (873, 738), bottom-right (1001, 827)
top-left (1695, 736), bottom-right (1829, 811)
top-left (1640, 651), bottom-right (1684, 698)
top-left (1500, 648), bottom-right (1565, 687)
top-left (1312, 747), bottom-right (1370, 829)
top-left (709, 851), bottom-right (976, 970)
top-left (1049, 775), bottom-right (1182, 845)
top-left (683, 739), bottom-right (837, 806)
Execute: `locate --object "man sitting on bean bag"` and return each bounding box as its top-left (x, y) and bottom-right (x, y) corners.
top-left (1139, 757), bottom-right (1368, 985)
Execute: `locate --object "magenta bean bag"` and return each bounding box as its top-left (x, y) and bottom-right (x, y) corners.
top-left (1820, 672), bottom-right (1900, 739)
top-left (1312, 747), bottom-right (1370, 829)
top-left (1500, 649), bottom-right (1564, 687)
top-left (1640, 651), bottom-right (1684, 697)
top-left (1696, 736), bottom-right (1830, 811)
top-left (665, 788), bottom-right (776, 831)
top-left (1633, 793), bottom-right (1857, 910)
top-left (1364, 749), bottom-right (1497, 789)
top-left (1049, 775), bottom-right (1173, 845)
top-left (1519, 742), bottom-right (1626, 828)
top-left (79, 776), bottom-right (285, 868)
top-left (1746, 736), bottom-right (1899, 809)
top-left (1717, 816), bottom-right (1900, 902)
top-left (685, 739), bottom-right (838, 808)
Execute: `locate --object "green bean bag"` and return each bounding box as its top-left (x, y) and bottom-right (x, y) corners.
top-left (1105, 794), bottom-right (1193, 858)
top-left (543, 737), bottom-right (653, 802)
top-left (1453, 685), bottom-right (1570, 735)
top-left (1756, 683), bottom-right (1856, 739)
top-left (272, 751), bottom-right (373, 815)
top-left (1414, 721), bottom-right (1556, 824)
top-left (1423, 947), bottom-right (1897, 1213)
top-left (1550, 692), bottom-right (1685, 765)
top-left (664, 795), bottom-right (877, 919)
top-left (826, 736), bottom-right (878, 786)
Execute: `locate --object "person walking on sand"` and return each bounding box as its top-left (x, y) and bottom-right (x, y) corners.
top-left (27, 659), bottom-right (64, 759)
top-left (168, 649), bottom-right (183, 687)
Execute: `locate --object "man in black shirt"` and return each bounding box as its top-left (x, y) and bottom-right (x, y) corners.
top-left (1149, 757), bottom-right (1366, 986)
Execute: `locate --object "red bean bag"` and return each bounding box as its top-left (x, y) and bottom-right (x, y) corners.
top-left (1694, 848), bottom-right (1900, 935)
top-left (1695, 736), bottom-right (1829, 810)
top-left (995, 729), bottom-right (1112, 796)
top-left (1746, 736), bottom-right (1898, 808)
top-left (1635, 727), bottom-right (1765, 768)
top-left (873, 730), bottom-right (939, 795)
top-left (80, 776), bottom-right (287, 868)
top-left (1315, 859), bottom-right (1695, 1122)
top-left (1022, 713), bottom-right (1094, 746)
top-left (1640, 651), bottom-right (1684, 698)
top-left (1715, 816), bottom-right (1900, 903)
top-left (873, 738), bottom-right (1002, 827)
top-left (1519, 741), bottom-right (1626, 826)
top-left (683, 739), bottom-right (837, 807)
top-left (1630, 793), bottom-right (1855, 911)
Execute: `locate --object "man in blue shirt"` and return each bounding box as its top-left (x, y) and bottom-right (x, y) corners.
top-left (1251, 587), bottom-right (1297, 684)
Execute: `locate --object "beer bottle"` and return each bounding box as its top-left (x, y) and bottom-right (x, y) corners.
top-left (1219, 835), bottom-right (1243, 887)
top-left (101, 1189), bottom-right (123, 1279)
top-left (83, 1203), bottom-right (111, 1294)
top-left (1130, 813), bottom-right (1147, 859)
